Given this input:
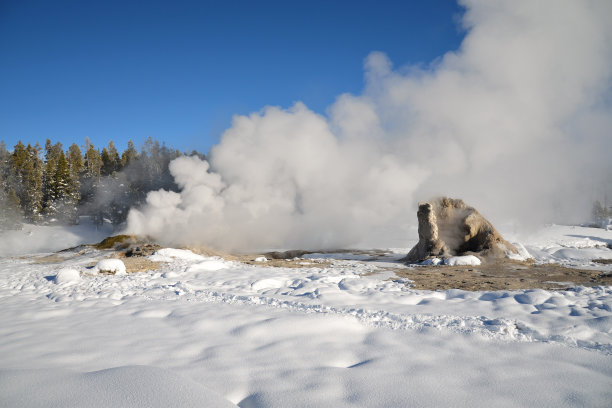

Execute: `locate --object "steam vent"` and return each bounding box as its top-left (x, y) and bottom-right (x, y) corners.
top-left (403, 197), bottom-right (519, 263)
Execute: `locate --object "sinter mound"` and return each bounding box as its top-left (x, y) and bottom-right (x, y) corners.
top-left (403, 197), bottom-right (519, 263)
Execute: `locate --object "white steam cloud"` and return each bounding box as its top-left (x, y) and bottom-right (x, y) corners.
top-left (127, 0), bottom-right (612, 251)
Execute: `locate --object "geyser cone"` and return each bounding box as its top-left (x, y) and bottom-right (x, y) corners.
top-left (403, 197), bottom-right (519, 263)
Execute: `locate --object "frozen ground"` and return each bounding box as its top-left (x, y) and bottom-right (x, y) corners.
top-left (0, 225), bottom-right (611, 407)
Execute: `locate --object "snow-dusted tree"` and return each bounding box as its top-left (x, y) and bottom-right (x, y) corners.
top-left (0, 142), bottom-right (23, 229)
top-left (54, 150), bottom-right (79, 224)
top-left (0, 185), bottom-right (22, 230)
top-left (10, 143), bottom-right (44, 222)
top-left (121, 140), bottom-right (138, 168)
top-left (80, 138), bottom-right (104, 227)
top-left (42, 141), bottom-right (78, 224)
top-left (83, 138), bottom-right (102, 182)
top-left (42, 140), bottom-right (61, 220)
top-left (101, 140), bottom-right (121, 176)
top-left (67, 143), bottom-right (83, 206)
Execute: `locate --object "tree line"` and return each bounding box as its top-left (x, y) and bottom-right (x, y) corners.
top-left (0, 137), bottom-right (205, 230)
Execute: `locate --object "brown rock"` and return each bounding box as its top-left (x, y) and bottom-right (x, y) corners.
top-left (403, 197), bottom-right (518, 263)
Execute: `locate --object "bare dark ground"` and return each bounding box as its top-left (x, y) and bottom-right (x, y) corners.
top-left (392, 259), bottom-right (612, 291)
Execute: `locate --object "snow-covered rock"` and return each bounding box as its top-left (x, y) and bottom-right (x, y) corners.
top-left (420, 258), bottom-right (442, 265)
top-left (92, 259), bottom-right (126, 275)
top-left (149, 248), bottom-right (206, 262)
top-left (54, 268), bottom-right (81, 284)
top-left (443, 255), bottom-right (481, 266)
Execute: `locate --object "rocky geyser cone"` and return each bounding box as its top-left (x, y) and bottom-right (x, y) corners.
top-left (403, 197), bottom-right (519, 263)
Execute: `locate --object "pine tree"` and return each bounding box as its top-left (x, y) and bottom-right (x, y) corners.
top-left (121, 140), bottom-right (138, 168)
top-left (16, 143), bottom-right (44, 222)
top-left (54, 150), bottom-right (78, 224)
top-left (101, 147), bottom-right (111, 177)
top-left (83, 138), bottom-right (102, 182)
top-left (0, 142), bottom-right (23, 229)
top-left (108, 140), bottom-right (121, 172)
top-left (67, 143), bottom-right (83, 209)
top-left (39, 140), bottom-right (78, 224)
top-left (0, 141), bottom-right (10, 179)
top-left (81, 138), bottom-right (104, 227)
top-left (0, 185), bottom-right (22, 230)
top-left (42, 140), bottom-right (62, 220)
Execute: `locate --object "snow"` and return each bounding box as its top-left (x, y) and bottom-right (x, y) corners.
top-left (254, 256), bottom-right (267, 262)
top-left (0, 224), bottom-right (611, 407)
top-left (506, 242), bottom-right (531, 261)
top-left (186, 260), bottom-right (229, 272)
top-left (0, 218), bottom-right (113, 257)
top-left (443, 255), bottom-right (481, 266)
top-left (510, 224), bottom-right (612, 269)
top-left (419, 257), bottom-right (442, 265)
top-left (53, 268), bottom-right (81, 284)
top-left (91, 259), bottom-right (126, 275)
top-left (0, 366), bottom-right (237, 408)
top-left (148, 248), bottom-right (206, 262)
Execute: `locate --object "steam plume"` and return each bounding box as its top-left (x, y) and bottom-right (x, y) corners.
top-left (126, 0), bottom-right (612, 251)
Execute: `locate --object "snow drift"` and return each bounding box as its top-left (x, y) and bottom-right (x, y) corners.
top-left (0, 366), bottom-right (237, 408)
top-left (126, 0), bottom-right (612, 251)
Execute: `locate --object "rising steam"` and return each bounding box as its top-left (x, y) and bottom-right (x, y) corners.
top-left (126, 0), bottom-right (612, 251)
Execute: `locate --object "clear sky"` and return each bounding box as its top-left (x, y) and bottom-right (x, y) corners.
top-left (0, 0), bottom-right (464, 154)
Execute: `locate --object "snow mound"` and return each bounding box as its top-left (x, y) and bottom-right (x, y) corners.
top-left (92, 259), bottom-right (126, 275)
top-left (149, 248), bottom-right (206, 262)
top-left (420, 258), bottom-right (442, 266)
top-left (443, 255), bottom-right (481, 266)
top-left (0, 365), bottom-right (238, 408)
top-left (251, 278), bottom-right (286, 291)
top-left (54, 268), bottom-right (81, 284)
top-left (186, 260), bottom-right (229, 272)
top-left (254, 256), bottom-right (267, 262)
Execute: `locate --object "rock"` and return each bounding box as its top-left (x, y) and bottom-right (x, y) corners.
top-left (92, 259), bottom-right (127, 275)
top-left (54, 268), bottom-right (81, 284)
top-left (404, 197), bottom-right (519, 263)
top-left (125, 243), bottom-right (162, 257)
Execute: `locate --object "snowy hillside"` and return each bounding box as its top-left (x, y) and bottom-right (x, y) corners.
top-left (0, 225), bottom-right (611, 407)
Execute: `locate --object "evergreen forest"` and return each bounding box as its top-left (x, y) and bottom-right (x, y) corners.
top-left (0, 137), bottom-right (205, 230)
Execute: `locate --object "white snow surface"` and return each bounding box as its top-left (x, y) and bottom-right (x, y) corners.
top-left (443, 255), bottom-right (481, 266)
top-left (511, 224), bottom-right (612, 269)
top-left (420, 257), bottom-right (443, 265)
top-left (0, 225), bottom-right (611, 407)
top-left (148, 248), bottom-right (207, 262)
top-left (0, 366), bottom-right (237, 408)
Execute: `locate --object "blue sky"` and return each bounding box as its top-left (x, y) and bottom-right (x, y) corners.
top-left (0, 0), bottom-right (464, 154)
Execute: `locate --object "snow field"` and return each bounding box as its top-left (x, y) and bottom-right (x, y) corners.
top-left (513, 225), bottom-right (612, 269)
top-left (0, 366), bottom-right (237, 408)
top-left (0, 284), bottom-right (610, 407)
top-left (0, 225), bottom-right (611, 406)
